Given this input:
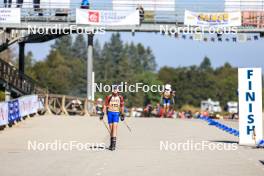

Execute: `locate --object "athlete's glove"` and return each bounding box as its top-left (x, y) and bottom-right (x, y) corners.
top-left (99, 112), bottom-right (104, 120)
top-left (120, 113), bottom-right (125, 121)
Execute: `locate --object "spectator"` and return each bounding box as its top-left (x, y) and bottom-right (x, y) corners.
top-left (155, 103), bottom-right (162, 117)
top-left (16, 0), bottom-right (23, 8)
top-left (185, 110), bottom-right (192, 119)
top-left (33, 0), bottom-right (40, 9)
top-left (4, 0), bottom-right (12, 8)
top-left (178, 111), bottom-right (185, 118)
top-left (144, 104), bottom-right (152, 117)
top-left (136, 5), bottom-right (144, 22)
top-left (81, 0), bottom-right (90, 9)
top-left (167, 106), bottom-right (174, 118)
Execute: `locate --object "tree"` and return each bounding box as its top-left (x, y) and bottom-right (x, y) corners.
top-left (24, 51), bottom-right (36, 79)
top-left (72, 35), bottom-right (87, 60)
top-left (51, 35), bottom-right (73, 59)
top-left (199, 56), bottom-right (212, 71)
top-left (1, 33), bottom-right (160, 104)
top-left (32, 50), bottom-right (71, 94)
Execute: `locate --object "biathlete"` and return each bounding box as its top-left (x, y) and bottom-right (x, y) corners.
top-left (100, 85), bottom-right (125, 151)
top-left (160, 84), bottom-right (175, 117)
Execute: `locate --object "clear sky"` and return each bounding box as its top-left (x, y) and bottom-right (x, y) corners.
top-left (25, 32), bottom-right (264, 70)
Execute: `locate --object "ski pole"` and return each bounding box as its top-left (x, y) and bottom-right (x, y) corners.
top-left (123, 120), bottom-right (132, 132)
top-left (102, 119), bottom-right (110, 134)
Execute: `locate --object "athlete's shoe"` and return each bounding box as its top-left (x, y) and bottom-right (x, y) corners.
top-left (109, 137), bottom-right (116, 151)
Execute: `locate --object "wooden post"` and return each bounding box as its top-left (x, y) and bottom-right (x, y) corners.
top-left (61, 96), bottom-right (69, 116)
top-left (45, 94), bottom-right (52, 114)
top-left (84, 98), bottom-right (89, 117)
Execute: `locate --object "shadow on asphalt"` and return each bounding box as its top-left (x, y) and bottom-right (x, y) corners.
top-left (0, 125), bottom-right (5, 131)
top-left (209, 140), bottom-right (239, 144)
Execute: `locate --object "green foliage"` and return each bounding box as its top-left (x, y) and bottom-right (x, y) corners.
top-left (51, 35), bottom-right (73, 59)
top-left (24, 34), bottom-right (246, 109)
top-left (179, 104), bottom-right (201, 113)
top-left (26, 33), bottom-right (157, 104)
top-left (0, 91), bottom-right (5, 101)
top-left (199, 56), bottom-right (212, 71)
top-left (72, 35), bottom-right (87, 60)
top-left (24, 51), bottom-right (36, 79)
top-left (158, 58), bottom-right (238, 109)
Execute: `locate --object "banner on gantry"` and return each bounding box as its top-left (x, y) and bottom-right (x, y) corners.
top-left (76, 9), bottom-right (140, 25)
top-left (184, 10), bottom-right (241, 27)
top-left (0, 8), bottom-right (20, 24)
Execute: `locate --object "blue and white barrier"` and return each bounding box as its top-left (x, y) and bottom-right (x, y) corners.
top-left (198, 115), bottom-right (240, 137)
top-left (0, 95), bottom-right (44, 126)
top-left (199, 115), bottom-right (264, 147)
top-left (257, 140), bottom-right (264, 148)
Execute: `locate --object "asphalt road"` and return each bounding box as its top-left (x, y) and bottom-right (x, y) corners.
top-left (0, 115), bottom-right (263, 176)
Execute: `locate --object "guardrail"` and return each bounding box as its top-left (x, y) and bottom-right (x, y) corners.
top-left (0, 58), bottom-right (46, 95)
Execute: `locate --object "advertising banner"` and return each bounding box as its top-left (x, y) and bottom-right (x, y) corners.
top-left (0, 95), bottom-right (40, 125)
top-left (238, 68), bottom-right (263, 145)
top-left (8, 100), bottom-right (20, 123)
top-left (0, 102), bottom-right (8, 126)
top-left (0, 8), bottom-right (20, 24)
top-left (76, 9), bottom-right (140, 25)
top-left (184, 10), bottom-right (241, 27)
top-left (19, 95), bottom-right (39, 117)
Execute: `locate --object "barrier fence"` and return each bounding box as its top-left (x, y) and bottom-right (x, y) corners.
top-left (0, 94), bottom-right (95, 128)
top-left (0, 94), bottom-right (43, 126)
top-left (40, 94), bottom-right (94, 116)
top-left (198, 115), bottom-right (264, 147)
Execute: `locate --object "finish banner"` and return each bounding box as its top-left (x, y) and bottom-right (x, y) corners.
top-left (76, 9), bottom-right (140, 25)
top-left (238, 68), bottom-right (263, 145)
top-left (0, 8), bottom-right (20, 24)
top-left (184, 10), bottom-right (241, 27)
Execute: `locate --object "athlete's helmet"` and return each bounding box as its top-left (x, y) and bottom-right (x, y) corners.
top-left (97, 98), bottom-right (103, 102)
top-left (112, 84), bottom-right (121, 94)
